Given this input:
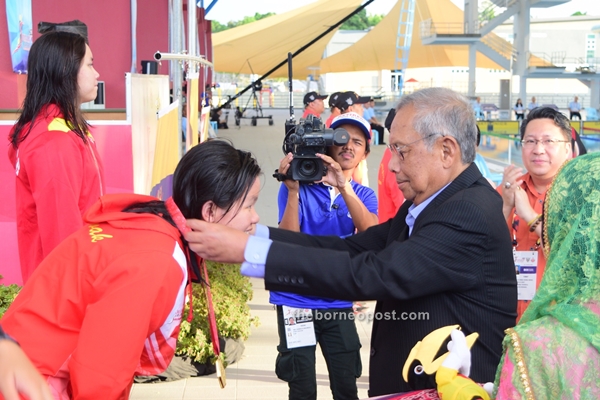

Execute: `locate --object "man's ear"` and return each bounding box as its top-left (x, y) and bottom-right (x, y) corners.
top-left (565, 142), bottom-right (573, 159)
top-left (201, 201), bottom-right (217, 222)
top-left (440, 136), bottom-right (459, 168)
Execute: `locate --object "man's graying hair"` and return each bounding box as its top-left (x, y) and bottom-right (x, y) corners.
top-left (396, 87), bottom-right (477, 164)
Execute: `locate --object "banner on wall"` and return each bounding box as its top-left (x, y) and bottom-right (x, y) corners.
top-left (6, 0), bottom-right (33, 73)
top-left (186, 74), bottom-right (199, 152)
top-left (150, 101), bottom-right (180, 200)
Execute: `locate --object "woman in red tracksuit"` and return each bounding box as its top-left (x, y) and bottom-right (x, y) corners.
top-left (1, 140), bottom-right (262, 399)
top-left (8, 31), bottom-right (105, 283)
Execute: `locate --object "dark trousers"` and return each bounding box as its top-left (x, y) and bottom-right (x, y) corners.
top-left (275, 306), bottom-right (362, 400)
top-left (570, 111), bottom-right (581, 120)
top-left (371, 124), bottom-right (385, 144)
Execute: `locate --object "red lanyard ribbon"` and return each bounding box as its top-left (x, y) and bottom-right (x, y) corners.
top-left (200, 257), bottom-right (220, 356)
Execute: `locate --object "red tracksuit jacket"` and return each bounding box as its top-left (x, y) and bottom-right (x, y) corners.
top-left (1, 194), bottom-right (188, 399)
top-left (8, 104), bottom-right (105, 283)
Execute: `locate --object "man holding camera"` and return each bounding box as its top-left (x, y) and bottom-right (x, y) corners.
top-left (271, 112), bottom-right (378, 400)
top-left (302, 91), bottom-right (328, 119)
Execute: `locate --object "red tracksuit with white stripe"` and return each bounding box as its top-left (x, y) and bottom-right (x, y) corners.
top-left (1, 194), bottom-right (188, 399)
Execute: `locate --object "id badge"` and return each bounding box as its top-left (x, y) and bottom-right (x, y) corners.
top-left (513, 250), bottom-right (538, 301)
top-left (282, 305), bottom-right (316, 349)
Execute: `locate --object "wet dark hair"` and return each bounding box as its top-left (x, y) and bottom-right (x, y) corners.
top-left (10, 31), bottom-right (90, 148)
top-left (520, 107), bottom-right (571, 141)
top-left (124, 139), bottom-right (262, 223)
top-left (172, 139), bottom-right (262, 220)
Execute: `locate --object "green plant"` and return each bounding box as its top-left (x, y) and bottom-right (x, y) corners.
top-left (175, 262), bottom-right (259, 364)
top-left (0, 275), bottom-right (22, 319)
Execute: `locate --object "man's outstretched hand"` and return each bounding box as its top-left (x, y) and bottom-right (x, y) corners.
top-left (185, 219), bottom-right (249, 264)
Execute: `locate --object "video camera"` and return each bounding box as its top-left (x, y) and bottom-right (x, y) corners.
top-left (274, 53), bottom-right (349, 183)
top-left (279, 114), bottom-right (349, 182)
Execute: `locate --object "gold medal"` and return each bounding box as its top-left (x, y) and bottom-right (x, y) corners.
top-left (216, 358), bottom-right (226, 388)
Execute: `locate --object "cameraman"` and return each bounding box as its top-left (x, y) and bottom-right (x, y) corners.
top-left (271, 112), bottom-right (378, 400)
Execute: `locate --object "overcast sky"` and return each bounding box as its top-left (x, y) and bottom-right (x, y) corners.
top-left (205, 0), bottom-right (600, 24)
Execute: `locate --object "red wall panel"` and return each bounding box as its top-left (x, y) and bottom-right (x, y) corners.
top-left (0, 0), bottom-right (170, 109)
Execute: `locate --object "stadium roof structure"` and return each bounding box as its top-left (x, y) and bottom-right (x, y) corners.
top-left (211, 0), bottom-right (540, 78)
top-left (319, 0), bottom-right (505, 72)
top-left (212, 0), bottom-right (363, 79)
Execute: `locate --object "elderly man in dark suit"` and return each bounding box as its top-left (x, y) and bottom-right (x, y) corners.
top-left (186, 87), bottom-right (517, 397)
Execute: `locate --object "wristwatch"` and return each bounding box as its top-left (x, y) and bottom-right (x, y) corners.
top-left (0, 325), bottom-right (18, 344)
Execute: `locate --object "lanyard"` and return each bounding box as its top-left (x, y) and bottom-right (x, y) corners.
top-left (186, 250), bottom-right (226, 387)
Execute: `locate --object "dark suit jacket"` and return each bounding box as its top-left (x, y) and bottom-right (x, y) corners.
top-left (264, 163), bottom-right (517, 396)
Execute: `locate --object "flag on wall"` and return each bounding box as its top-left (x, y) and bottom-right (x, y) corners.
top-left (6, 0), bottom-right (33, 73)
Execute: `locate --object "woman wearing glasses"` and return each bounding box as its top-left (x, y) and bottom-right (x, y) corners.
top-left (497, 107), bottom-right (572, 321)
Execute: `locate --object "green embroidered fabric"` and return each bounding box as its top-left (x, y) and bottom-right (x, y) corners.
top-left (494, 152), bottom-right (600, 399)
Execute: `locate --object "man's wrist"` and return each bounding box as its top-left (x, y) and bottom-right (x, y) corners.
top-left (338, 180), bottom-right (352, 194)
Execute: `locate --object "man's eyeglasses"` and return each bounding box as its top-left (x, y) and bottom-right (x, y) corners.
top-left (387, 134), bottom-right (437, 161)
top-left (520, 139), bottom-right (569, 149)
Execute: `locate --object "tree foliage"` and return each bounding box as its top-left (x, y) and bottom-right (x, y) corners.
top-left (0, 276), bottom-right (21, 319)
top-left (211, 12), bottom-right (275, 33)
top-left (571, 11), bottom-right (587, 16)
top-left (176, 262), bottom-right (259, 365)
top-left (211, 10), bottom-right (384, 33)
top-left (340, 9), bottom-right (384, 30)
top-left (479, 1), bottom-right (496, 23)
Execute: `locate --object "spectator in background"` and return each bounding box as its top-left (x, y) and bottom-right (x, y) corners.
top-left (378, 108), bottom-right (404, 222)
top-left (364, 98), bottom-right (386, 145)
top-left (473, 97), bottom-right (484, 120)
top-left (569, 96), bottom-right (582, 120)
top-left (498, 107), bottom-right (572, 321)
top-left (201, 84), bottom-right (212, 107)
top-left (302, 92), bottom-right (327, 119)
top-left (8, 31), bottom-right (105, 284)
top-left (325, 91), bottom-right (342, 128)
top-left (514, 98), bottom-right (525, 121)
top-left (336, 92), bottom-right (370, 117)
top-left (528, 96), bottom-right (539, 113)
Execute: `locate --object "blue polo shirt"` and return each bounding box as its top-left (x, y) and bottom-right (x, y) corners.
top-left (363, 107), bottom-right (375, 122)
top-left (269, 181), bottom-right (378, 309)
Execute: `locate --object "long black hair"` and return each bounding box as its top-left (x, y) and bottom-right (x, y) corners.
top-left (10, 31), bottom-right (90, 148)
top-left (123, 139), bottom-right (262, 224)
